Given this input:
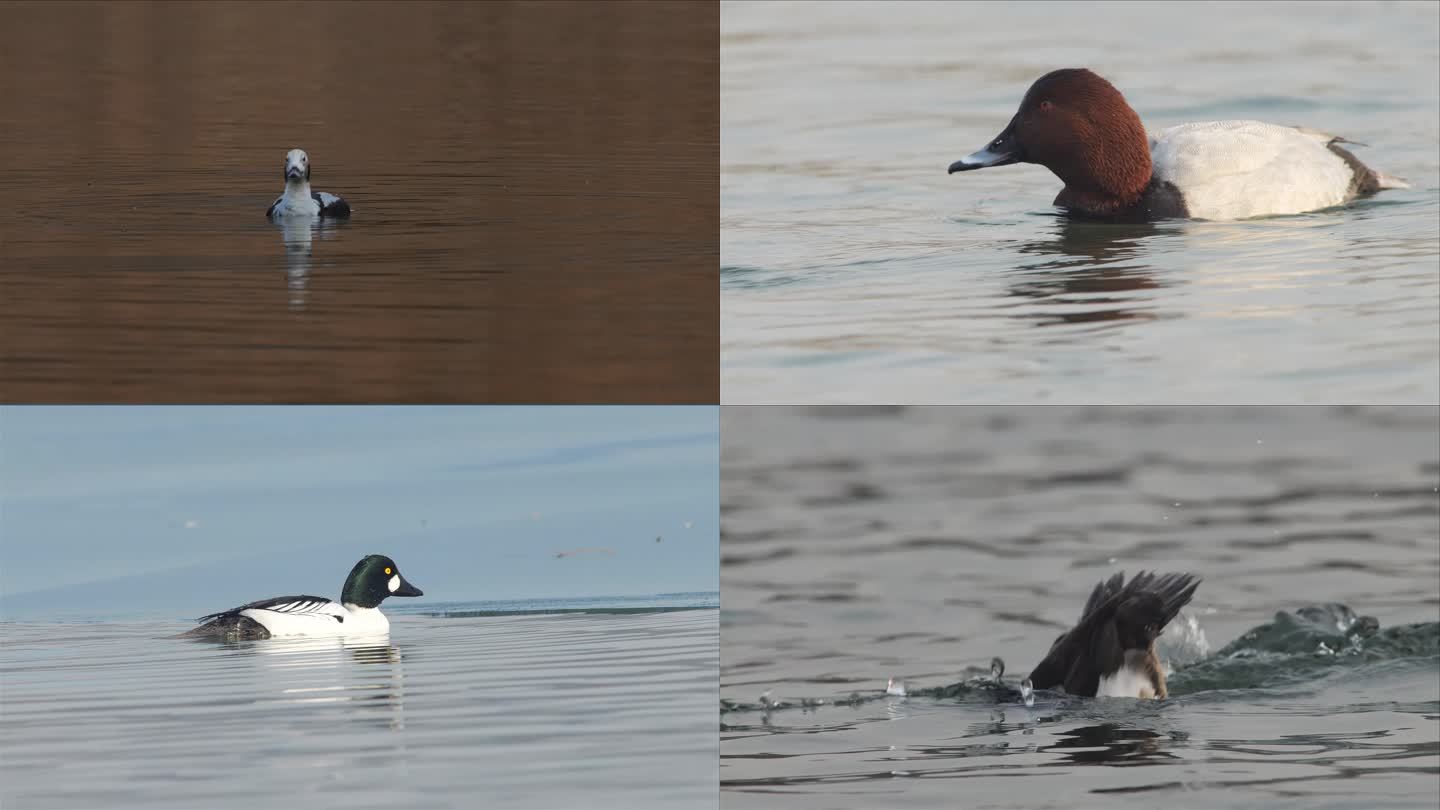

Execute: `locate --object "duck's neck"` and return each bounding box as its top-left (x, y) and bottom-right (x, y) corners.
top-left (283, 178), bottom-right (313, 204)
top-left (341, 603), bottom-right (391, 633)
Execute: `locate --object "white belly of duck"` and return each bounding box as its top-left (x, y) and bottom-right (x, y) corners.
top-left (1097, 664), bottom-right (1157, 699)
top-left (269, 189), bottom-right (322, 218)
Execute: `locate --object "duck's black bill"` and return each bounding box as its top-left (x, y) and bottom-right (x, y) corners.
top-left (395, 579), bottom-right (423, 597)
top-left (948, 143), bottom-right (1020, 173)
top-left (948, 121), bottom-right (1023, 173)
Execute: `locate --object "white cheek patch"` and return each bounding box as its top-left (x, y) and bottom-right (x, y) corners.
top-left (388, 574), bottom-right (400, 593)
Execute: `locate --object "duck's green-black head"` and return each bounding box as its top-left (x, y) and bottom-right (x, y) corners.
top-left (341, 554), bottom-right (423, 608)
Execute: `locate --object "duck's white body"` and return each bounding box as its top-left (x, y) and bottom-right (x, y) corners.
top-left (1148, 121), bottom-right (1407, 221)
top-left (269, 186), bottom-right (349, 219)
top-left (239, 597), bottom-right (390, 638)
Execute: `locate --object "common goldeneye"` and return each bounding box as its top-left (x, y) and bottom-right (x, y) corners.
top-left (948, 68), bottom-right (1408, 221)
top-left (181, 554), bottom-right (422, 639)
top-left (266, 148), bottom-right (352, 219)
top-left (1027, 570), bottom-right (1200, 699)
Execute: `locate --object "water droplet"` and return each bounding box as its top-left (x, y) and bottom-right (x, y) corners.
top-left (886, 677), bottom-right (907, 697)
top-left (990, 657), bottom-right (1005, 682)
top-left (1021, 678), bottom-right (1035, 707)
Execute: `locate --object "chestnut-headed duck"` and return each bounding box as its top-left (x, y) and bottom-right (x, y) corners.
top-left (948, 69), bottom-right (1408, 222)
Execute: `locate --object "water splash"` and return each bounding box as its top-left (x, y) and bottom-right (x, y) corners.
top-left (1166, 603), bottom-right (1435, 695)
top-left (1218, 603), bottom-right (1381, 656)
top-left (1158, 612), bottom-right (1210, 669)
top-left (721, 603), bottom-right (1438, 716)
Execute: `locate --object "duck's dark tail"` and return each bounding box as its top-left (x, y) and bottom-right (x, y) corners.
top-left (1088, 570), bottom-right (1200, 630)
top-left (175, 614), bottom-right (271, 640)
top-left (1143, 571), bottom-right (1202, 630)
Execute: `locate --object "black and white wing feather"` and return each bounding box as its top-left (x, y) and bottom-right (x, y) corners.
top-left (182, 594), bottom-right (347, 639)
top-left (312, 191), bottom-right (350, 217)
top-left (195, 594), bottom-right (344, 624)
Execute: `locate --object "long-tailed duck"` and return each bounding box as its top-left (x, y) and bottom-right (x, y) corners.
top-left (1028, 570), bottom-right (1200, 699)
top-left (180, 554), bottom-right (421, 639)
top-left (266, 148), bottom-right (351, 219)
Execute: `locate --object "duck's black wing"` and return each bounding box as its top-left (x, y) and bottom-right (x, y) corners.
top-left (1141, 571), bottom-right (1202, 632)
top-left (313, 191), bottom-right (350, 218)
top-left (1027, 571), bottom-right (1201, 693)
top-left (1028, 572), bottom-right (1126, 690)
top-left (178, 594), bottom-right (337, 639)
top-left (1079, 570), bottom-right (1128, 620)
top-left (193, 594), bottom-right (335, 624)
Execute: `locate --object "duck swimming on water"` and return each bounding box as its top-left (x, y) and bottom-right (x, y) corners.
top-left (180, 554), bottom-right (421, 639)
top-left (267, 148), bottom-right (351, 219)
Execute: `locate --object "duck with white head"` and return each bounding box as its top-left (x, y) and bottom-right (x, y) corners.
top-left (267, 148), bottom-right (351, 219)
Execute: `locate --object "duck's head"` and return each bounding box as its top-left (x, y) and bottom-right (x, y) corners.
top-left (284, 148), bottom-right (311, 183)
top-left (947, 68), bottom-right (1152, 210)
top-left (341, 554), bottom-right (424, 608)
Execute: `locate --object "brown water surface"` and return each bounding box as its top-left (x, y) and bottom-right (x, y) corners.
top-left (0, 1), bottom-right (718, 403)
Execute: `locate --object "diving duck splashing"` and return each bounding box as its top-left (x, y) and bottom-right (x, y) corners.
top-left (1028, 571), bottom-right (1201, 699)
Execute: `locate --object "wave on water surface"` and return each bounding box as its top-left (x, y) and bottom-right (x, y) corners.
top-left (400, 592), bottom-right (720, 619)
top-left (421, 605), bottom-right (718, 617)
top-left (720, 602), bottom-right (1440, 715)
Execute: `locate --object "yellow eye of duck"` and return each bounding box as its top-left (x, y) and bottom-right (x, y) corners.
top-left (385, 567), bottom-right (392, 575)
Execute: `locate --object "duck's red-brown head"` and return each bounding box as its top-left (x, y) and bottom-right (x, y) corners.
top-left (949, 68), bottom-right (1152, 212)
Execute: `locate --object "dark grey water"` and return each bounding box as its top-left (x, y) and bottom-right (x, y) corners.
top-left (2, 604), bottom-right (718, 810)
top-left (720, 406), bottom-right (1440, 809)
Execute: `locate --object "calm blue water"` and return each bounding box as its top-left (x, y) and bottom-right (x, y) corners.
top-left (3, 598), bottom-right (718, 810)
top-left (409, 592), bottom-right (721, 617)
